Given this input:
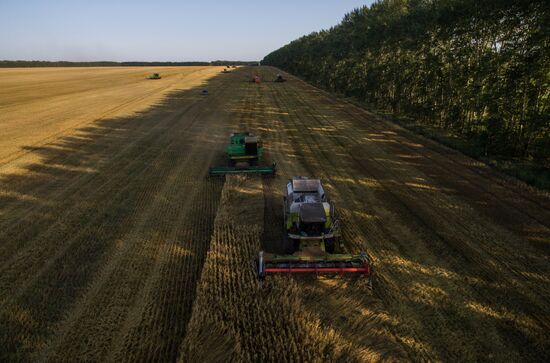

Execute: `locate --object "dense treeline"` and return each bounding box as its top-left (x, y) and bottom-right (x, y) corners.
top-left (0, 60), bottom-right (257, 67)
top-left (263, 0), bottom-right (550, 164)
top-left (210, 60), bottom-right (259, 66)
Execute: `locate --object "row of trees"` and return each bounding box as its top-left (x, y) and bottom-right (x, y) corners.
top-left (0, 60), bottom-right (258, 67)
top-left (263, 0), bottom-right (549, 162)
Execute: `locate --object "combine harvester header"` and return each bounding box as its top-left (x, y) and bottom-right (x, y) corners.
top-left (257, 251), bottom-right (371, 277)
top-left (209, 164), bottom-right (276, 176)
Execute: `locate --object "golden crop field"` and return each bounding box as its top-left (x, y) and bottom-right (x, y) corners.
top-left (0, 66), bottom-right (222, 172)
top-left (0, 66), bottom-right (548, 362)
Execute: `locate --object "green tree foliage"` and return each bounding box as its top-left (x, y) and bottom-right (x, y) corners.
top-left (263, 0), bottom-right (550, 163)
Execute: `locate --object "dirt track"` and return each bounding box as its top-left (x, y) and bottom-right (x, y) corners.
top-left (0, 66), bottom-right (548, 361)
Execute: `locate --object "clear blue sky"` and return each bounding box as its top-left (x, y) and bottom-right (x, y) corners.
top-left (0, 0), bottom-right (373, 62)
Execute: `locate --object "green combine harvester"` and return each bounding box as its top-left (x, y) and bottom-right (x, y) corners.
top-left (209, 132), bottom-right (276, 176)
top-left (148, 73), bottom-right (161, 79)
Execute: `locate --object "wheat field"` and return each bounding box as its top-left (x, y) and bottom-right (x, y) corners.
top-left (0, 66), bottom-right (548, 362)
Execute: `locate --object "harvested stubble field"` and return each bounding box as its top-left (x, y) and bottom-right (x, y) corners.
top-left (0, 66), bottom-right (548, 362)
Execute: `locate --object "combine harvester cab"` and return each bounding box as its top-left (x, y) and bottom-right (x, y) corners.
top-left (209, 132), bottom-right (276, 176)
top-left (258, 177), bottom-right (372, 283)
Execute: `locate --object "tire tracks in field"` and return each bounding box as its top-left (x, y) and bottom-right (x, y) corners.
top-left (0, 70), bottom-right (219, 265)
top-left (235, 80), bottom-right (303, 254)
top-left (296, 81), bottom-right (548, 280)
top-left (37, 76), bottom-right (232, 362)
top-left (0, 73), bottom-right (228, 361)
top-left (106, 79), bottom-right (232, 363)
top-left (0, 96), bottom-right (202, 299)
top-left (0, 105), bottom-right (201, 360)
top-left (285, 79), bottom-right (550, 304)
top-left (0, 68), bottom-right (215, 168)
top-left (252, 70), bottom-right (409, 361)
top-left (0, 68), bottom-right (217, 250)
top-left (290, 77), bottom-right (550, 237)
top-left (312, 87), bottom-right (550, 241)
top-left (272, 69), bottom-right (550, 362)
top-left (270, 80), bottom-right (490, 361)
top-left (289, 74), bottom-right (550, 215)
top-left (0, 100), bottom-right (197, 265)
top-left (246, 70), bottom-right (482, 361)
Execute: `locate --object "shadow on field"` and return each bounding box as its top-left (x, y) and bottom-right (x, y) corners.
top-left (0, 69), bottom-right (243, 361)
top-left (223, 66), bottom-right (550, 362)
top-left (1, 65), bottom-right (548, 362)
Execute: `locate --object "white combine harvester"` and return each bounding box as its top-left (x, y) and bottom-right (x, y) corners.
top-left (257, 177), bottom-right (372, 283)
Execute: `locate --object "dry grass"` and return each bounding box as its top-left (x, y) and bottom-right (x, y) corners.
top-left (0, 66), bottom-right (222, 172)
top-left (180, 175), bottom-right (381, 362)
top-left (220, 67), bottom-right (550, 362)
top-left (0, 67), bottom-right (229, 361)
top-left (0, 65), bottom-right (548, 362)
